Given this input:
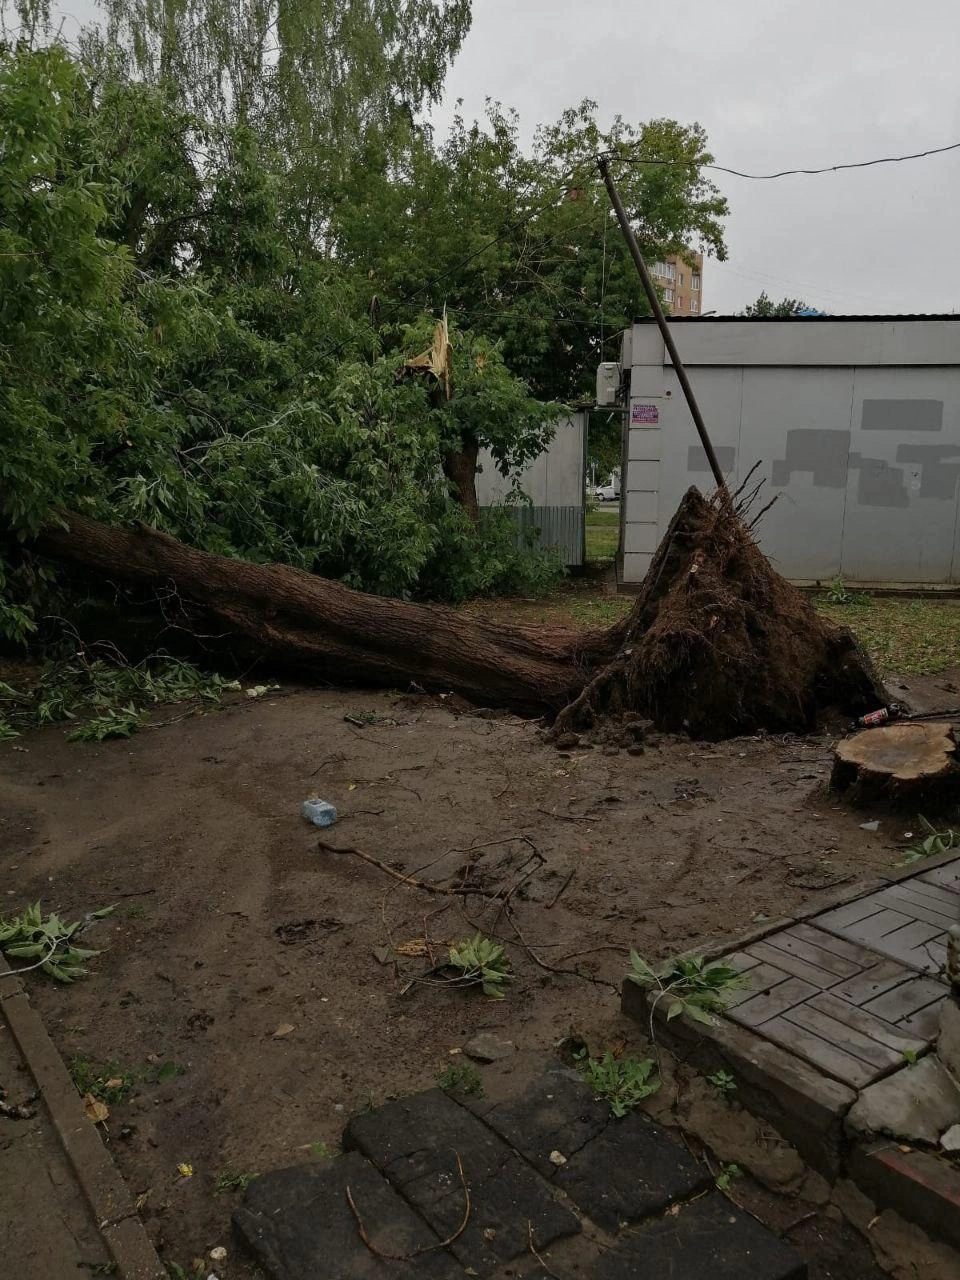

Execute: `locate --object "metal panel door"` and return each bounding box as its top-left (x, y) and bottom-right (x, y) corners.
top-left (739, 368), bottom-right (854, 582)
top-left (840, 369), bottom-right (960, 583)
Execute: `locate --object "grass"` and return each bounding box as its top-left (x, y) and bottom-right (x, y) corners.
top-left (817, 596), bottom-right (960, 675)
top-left (585, 505), bottom-right (620, 563)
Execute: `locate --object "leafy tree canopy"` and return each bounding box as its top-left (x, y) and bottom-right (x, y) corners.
top-left (0, 13), bottom-right (728, 647)
top-left (740, 290), bottom-right (812, 317)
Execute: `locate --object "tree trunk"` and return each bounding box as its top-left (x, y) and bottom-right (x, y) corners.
top-left (443, 438), bottom-right (481, 523)
top-left (36, 511), bottom-right (614, 714)
top-left (34, 488), bottom-right (886, 738)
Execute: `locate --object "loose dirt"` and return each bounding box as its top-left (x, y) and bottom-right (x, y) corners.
top-left (0, 684), bottom-right (928, 1276)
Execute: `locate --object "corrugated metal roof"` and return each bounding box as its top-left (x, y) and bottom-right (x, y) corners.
top-left (634, 313), bottom-right (960, 323)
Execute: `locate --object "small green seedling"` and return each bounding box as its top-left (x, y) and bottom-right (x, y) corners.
top-left (214, 1168), bottom-right (258, 1194)
top-left (437, 1062), bottom-right (483, 1096)
top-left (716, 1162), bottom-right (743, 1191)
top-left (823, 576), bottom-right (869, 607)
top-left (898, 817), bottom-right (959, 867)
top-left (627, 952), bottom-right (745, 1026)
top-left (309, 1141), bottom-right (338, 1160)
top-left (448, 934), bottom-right (512, 999)
top-left (707, 1069), bottom-right (737, 1096)
top-left (575, 1049), bottom-right (660, 1118)
top-left (902, 1049), bottom-right (919, 1067)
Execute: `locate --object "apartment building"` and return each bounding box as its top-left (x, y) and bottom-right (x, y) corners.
top-left (650, 252), bottom-right (703, 315)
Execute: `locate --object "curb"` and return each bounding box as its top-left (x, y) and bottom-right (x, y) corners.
top-left (0, 956), bottom-right (165, 1280)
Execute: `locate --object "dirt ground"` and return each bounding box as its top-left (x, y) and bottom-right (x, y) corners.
top-left (1, 678), bottom-right (955, 1277)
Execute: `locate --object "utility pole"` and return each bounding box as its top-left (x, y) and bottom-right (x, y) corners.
top-left (597, 154), bottom-right (728, 497)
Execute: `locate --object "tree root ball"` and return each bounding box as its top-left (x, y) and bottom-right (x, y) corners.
top-left (553, 487), bottom-right (886, 741)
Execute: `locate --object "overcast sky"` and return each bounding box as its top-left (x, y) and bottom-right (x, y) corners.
top-left (46, 0), bottom-right (960, 315)
top-left (429, 0), bottom-right (960, 315)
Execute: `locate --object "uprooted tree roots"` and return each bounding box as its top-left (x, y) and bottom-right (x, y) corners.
top-left (552, 487), bottom-right (885, 740)
top-left (34, 487), bottom-right (884, 741)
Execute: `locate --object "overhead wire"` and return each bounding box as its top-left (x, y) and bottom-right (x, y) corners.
top-left (602, 138), bottom-right (960, 180)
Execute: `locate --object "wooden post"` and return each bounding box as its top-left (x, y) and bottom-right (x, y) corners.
top-left (597, 154), bottom-right (728, 497)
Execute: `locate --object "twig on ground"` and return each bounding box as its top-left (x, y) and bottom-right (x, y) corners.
top-left (505, 903), bottom-right (617, 991)
top-left (780, 1210), bottom-right (818, 1236)
top-left (546, 867), bottom-right (576, 908)
top-left (536, 807), bottom-right (592, 823)
top-left (347, 1151), bottom-right (470, 1259)
top-left (527, 1220), bottom-right (563, 1279)
top-left (318, 841), bottom-right (492, 897)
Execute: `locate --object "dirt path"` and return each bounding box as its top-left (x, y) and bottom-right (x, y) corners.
top-left (0, 686), bottom-right (914, 1275)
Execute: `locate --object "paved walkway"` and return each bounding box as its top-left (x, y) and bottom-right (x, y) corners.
top-left (623, 851), bottom-right (960, 1254)
top-left (234, 1053), bottom-right (805, 1279)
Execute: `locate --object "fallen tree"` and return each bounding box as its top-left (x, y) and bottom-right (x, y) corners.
top-left (35, 488), bottom-right (886, 738)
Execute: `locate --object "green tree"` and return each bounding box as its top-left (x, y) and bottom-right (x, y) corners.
top-left (740, 290), bottom-right (811, 317)
top-left (333, 102), bottom-right (728, 402)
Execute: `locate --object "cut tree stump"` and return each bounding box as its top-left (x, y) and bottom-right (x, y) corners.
top-left (832, 722), bottom-right (960, 806)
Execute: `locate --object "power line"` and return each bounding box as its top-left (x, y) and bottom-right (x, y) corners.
top-left (605, 139), bottom-right (960, 180)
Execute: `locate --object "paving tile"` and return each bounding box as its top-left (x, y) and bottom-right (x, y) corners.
top-left (817, 880), bottom-right (957, 974)
top-left (760, 1015), bottom-right (877, 1087)
top-left (233, 1151), bottom-right (462, 1280)
top-left (781, 1003), bottom-right (904, 1072)
top-left (554, 1112), bottom-right (710, 1231)
top-left (862, 975), bottom-right (946, 1025)
top-left (748, 938), bottom-right (850, 988)
top-left (759, 928), bottom-right (861, 979)
top-left (806, 991), bottom-right (927, 1054)
top-left (723, 961), bottom-right (793, 1008)
top-left (344, 1090), bottom-right (579, 1277)
top-left (731, 977), bottom-right (818, 1027)
top-left (456, 1053), bottom-right (709, 1231)
top-left (456, 1057), bottom-right (609, 1179)
top-left (585, 1193), bottom-right (806, 1280)
top-left (832, 959), bottom-right (926, 1006)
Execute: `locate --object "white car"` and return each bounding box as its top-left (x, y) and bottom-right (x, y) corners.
top-left (594, 483), bottom-right (619, 502)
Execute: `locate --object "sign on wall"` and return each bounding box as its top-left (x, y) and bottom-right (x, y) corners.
top-left (631, 402), bottom-right (659, 424)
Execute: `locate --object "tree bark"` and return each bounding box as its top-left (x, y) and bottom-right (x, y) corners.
top-left (443, 438), bottom-right (481, 523)
top-left (832, 722), bottom-right (960, 807)
top-left (37, 511), bottom-right (613, 714)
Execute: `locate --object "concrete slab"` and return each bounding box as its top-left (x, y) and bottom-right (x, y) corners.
top-left (583, 1193), bottom-right (807, 1280)
top-left (233, 1151), bottom-right (461, 1280)
top-left (846, 1055), bottom-right (960, 1145)
top-left (456, 1051), bottom-right (710, 1231)
top-left (344, 1089), bottom-right (580, 1277)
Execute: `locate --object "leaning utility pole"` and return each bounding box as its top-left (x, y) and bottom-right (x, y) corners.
top-left (597, 154), bottom-right (728, 497)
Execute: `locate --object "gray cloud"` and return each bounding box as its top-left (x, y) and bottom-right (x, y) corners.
top-left (430, 0), bottom-right (960, 315)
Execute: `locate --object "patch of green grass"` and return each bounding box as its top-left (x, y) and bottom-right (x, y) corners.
top-left (436, 1062), bottom-right (483, 1096)
top-left (585, 507), bottom-right (620, 563)
top-left (574, 1049), bottom-right (659, 1118)
top-left (70, 1058), bottom-right (135, 1103)
top-left (309, 1140), bottom-right (338, 1159)
top-left (214, 1167), bottom-right (258, 1194)
top-left (817, 596), bottom-right (960, 675)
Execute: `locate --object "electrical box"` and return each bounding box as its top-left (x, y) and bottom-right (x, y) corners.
top-left (596, 362), bottom-right (621, 407)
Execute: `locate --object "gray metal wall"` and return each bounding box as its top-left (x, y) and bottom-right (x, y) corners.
top-left (476, 412), bottom-right (586, 566)
top-left (621, 318), bottom-right (960, 586)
